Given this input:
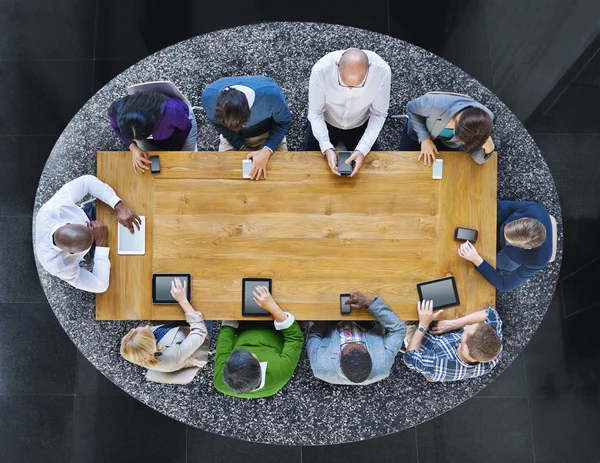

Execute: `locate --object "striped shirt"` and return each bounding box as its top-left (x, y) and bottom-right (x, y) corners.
top-left (404, 308), bottom-right (502, 382)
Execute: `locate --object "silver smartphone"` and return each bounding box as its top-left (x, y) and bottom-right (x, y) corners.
top-left (432, 159), bottom-right (443, 179)
top-left (242, 159), bottom-right (252, 179)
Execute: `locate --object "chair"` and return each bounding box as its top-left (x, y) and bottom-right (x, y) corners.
top-left (549, 215), bottom-right (558, 263)
top-left (126, 80), bottom-right (194, 109)
top-left (145, 367), bottom-right (200, 385)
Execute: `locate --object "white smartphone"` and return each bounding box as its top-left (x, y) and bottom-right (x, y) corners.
top-left (242, 159), bottom-right (252, 179)
top-left (432, 159), bottom-right (443, 179)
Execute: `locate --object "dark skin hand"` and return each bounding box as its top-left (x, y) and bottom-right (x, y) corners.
top-left (114, 201), bottom-right (141, 234)
top-left (87, 220), bottom-right (108, 247)
top-left (345, 291), bottom-right (375, 310)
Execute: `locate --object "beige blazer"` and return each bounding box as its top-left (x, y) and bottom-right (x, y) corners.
top-left (149, 311), bottom-right (209, 373)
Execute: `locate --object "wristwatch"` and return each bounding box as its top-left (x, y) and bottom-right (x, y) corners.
top-left (418, 326), bottom-right (428, 334)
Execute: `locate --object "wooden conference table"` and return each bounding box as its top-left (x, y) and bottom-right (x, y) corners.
top-left (96, 151), bottom-right (497, 321)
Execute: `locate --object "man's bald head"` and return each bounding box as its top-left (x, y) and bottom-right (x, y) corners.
top-left (338, 48), bottom-right (370, 87)
top-left (54, 224), bottom-right (93, 253)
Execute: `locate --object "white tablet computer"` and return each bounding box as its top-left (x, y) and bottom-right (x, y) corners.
top-left (118, 216), bottom-right (146, 255)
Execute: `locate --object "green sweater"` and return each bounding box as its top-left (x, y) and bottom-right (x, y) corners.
top-left (214, 322), bottom-right (304, 398)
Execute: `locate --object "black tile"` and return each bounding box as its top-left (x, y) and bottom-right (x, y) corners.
top-left (523, 292), bottom-right (600, 398)
top-left (485, 0), bottom-right (600, 121)
top-left (75, 351), bottom-right (129, 397)
top-left (526, 83), bottom-right (600, 133)
top-left (0, 136), bottom-right (57, 216)
top-left (530, 396), bottom-right (600, 463)
top-left (559, 217), bottom-right (600, 279)
top-left (0, 60), bottom-right (93, 136)
top-left (0, 303), bottom-right (76, 394)
top-left (416, 398), bottom-right (534, 463)
top-left (389, 0), bottom-right (494, 89)
top-left (562, 258), bottom-right (600, 316)
top-left (187, 428), bottom-right (302, 463)
top-left (0, 0), bottom-right (95, 59)
top-left (93, 59), bottom-right (138, 93)
top-left (302, 429), bottom-right (417, 463)
top-left (0, 395), bottom-right (74, 463)
top-left (71, 395), bottom-right (186, 463)
top-left (95, 0), bottom-right (194, 60)
top-left (529, 134), bottom-right (600, 221)
top-left (0, 217), bottom-right (47, 303)
top-left (573, 46), bottom-right (600, 87)
top-left (523, 293), bottom-right (567, 398)
top-left (193, 0), bottom-right (389, 36)
top-left (476, 354), bottom-right (528, 398)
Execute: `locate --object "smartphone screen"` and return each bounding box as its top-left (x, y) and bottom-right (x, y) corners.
top-left (337, 152), bottom-right (353, 175)
top-left (456, 227), bottom-right (478, 241)
top-left (432, 159), bottom-right (443, 179)
top-left (340, 294), bottom-right (351, 314)
top-left (150, 155), bottom-right (160, 173)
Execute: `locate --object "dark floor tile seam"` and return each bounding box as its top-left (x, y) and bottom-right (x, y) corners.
top-left (0, 393), bottom-right (76, 397)
top-left (528, 131), bottom-right (600, 136)
top-left (481, 0), bottom-right (497, 91)
top-left (386, 0), bottom-right (391, 36)
top-left (413, 426), bottom-right (419, 463)
top-left (0, 58), bottom-right (95, 62)
top-left (565, 301), bottom-right (600, 319)
top-left (559, 255), bottom-right (600, 282)
top-left (526, 397), bottom-right (538, 463)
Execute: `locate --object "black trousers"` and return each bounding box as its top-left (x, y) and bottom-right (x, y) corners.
top-left (304, 120), bottom-right (379, 152)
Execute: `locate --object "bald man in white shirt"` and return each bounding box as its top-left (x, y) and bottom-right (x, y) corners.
top-left (35, 175), bottom-right (140, 293)
top-left (305, 48), bottom-right (391, 177)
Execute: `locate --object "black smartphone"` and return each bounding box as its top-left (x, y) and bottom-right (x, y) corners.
top-left (150, 155), bottom-right (161, 174)
top-left (337, 151), bottom-right (353, 176)
top-left (340, 293), bottom-right (351, 314)
top-left (454, 227), bottom-right (478, 243)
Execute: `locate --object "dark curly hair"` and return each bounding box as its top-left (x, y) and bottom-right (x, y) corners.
top-left (340, 346), bottom-right (373, 383)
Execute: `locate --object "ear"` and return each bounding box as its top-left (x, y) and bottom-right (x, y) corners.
top-left (335, 61), bottom-right (339, 66)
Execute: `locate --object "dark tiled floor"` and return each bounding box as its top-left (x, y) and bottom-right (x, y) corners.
top-left (2, 0), bottom-right (600, 461)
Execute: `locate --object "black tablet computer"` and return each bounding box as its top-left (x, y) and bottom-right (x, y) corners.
top-left (242, 278), bottom-right (272, 316)
top-left (416, 276), bottom-right (460, 309)
top-left (152, 273), bottom-right (192, 304)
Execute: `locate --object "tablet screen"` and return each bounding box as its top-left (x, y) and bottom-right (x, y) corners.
top-left (153, 274), bottom-right (191, 304)
top-left (242, 279), bottom-right (272, 315)
top-left (417, 277), bottom-right (459, 309)
top-left (118, 216), bottom-right (145, 255)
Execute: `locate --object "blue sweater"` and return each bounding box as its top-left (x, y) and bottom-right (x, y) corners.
top-left (201, 76), bottom-right (292, 152)
top-left (476, 200), bottom-right (553, 291)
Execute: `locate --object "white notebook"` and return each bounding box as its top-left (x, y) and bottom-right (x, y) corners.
top-left (118, 216), bottom-right (146, 255)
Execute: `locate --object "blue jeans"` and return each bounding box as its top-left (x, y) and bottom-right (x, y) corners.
top-left (496, 252), bottom-right (519, 271)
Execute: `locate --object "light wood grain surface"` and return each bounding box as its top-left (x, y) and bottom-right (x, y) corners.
top-left (97, 151), bottom-right (496, 321)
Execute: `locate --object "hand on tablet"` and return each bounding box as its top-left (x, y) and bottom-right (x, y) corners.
top-left (252, 286), bottom-right (278, 313)
top-left (458, 241), bottom-right (484, 266)
top-left (346, 292), bottom-right (374, 310)
top-left (348, 150), bottom-right (365, 177)
top-left (87, 220), bottom-right (108, 247)
top-left (115, 202), bottom-right (141, 234)
top-left (170, 278), bottom-right (188, 303)
top-left (417, 300), bottom-right (443, 328)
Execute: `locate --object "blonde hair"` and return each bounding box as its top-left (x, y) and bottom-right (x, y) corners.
top-left (120, 328), bottom-right (160, 368)
top-left (504, 218), bottom-right (546, 249)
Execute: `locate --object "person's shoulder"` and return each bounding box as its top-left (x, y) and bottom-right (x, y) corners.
top-left (365, 50), bottom-right (391, 72)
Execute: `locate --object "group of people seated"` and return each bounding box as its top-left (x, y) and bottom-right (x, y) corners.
top-left (35, 48), bottom-right (554, 397)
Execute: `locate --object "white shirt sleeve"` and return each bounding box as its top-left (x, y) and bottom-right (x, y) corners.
top-left (307, 68), bottom-right (335, 154)
top-left (58, 246), bottom-right (111, 293)
top-left (65, 175), bottom-right (121, 208)
top-left (355, 66), bottom-right (391, 156)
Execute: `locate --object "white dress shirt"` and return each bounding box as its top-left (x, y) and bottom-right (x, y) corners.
top-left (35, 175), bottom-right (121, 293)
top-left (308, 50), bottom-right (391, 155)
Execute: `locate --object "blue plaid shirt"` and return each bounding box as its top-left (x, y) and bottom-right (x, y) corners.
top-left (404, 308), bottom-right (503, 382)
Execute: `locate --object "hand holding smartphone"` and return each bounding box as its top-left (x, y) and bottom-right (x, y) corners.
top-left (337, 151), bottom-right (353, 176)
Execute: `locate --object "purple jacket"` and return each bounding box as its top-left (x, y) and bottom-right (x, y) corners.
top-left (108, 97), bottom-right (191, 150)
